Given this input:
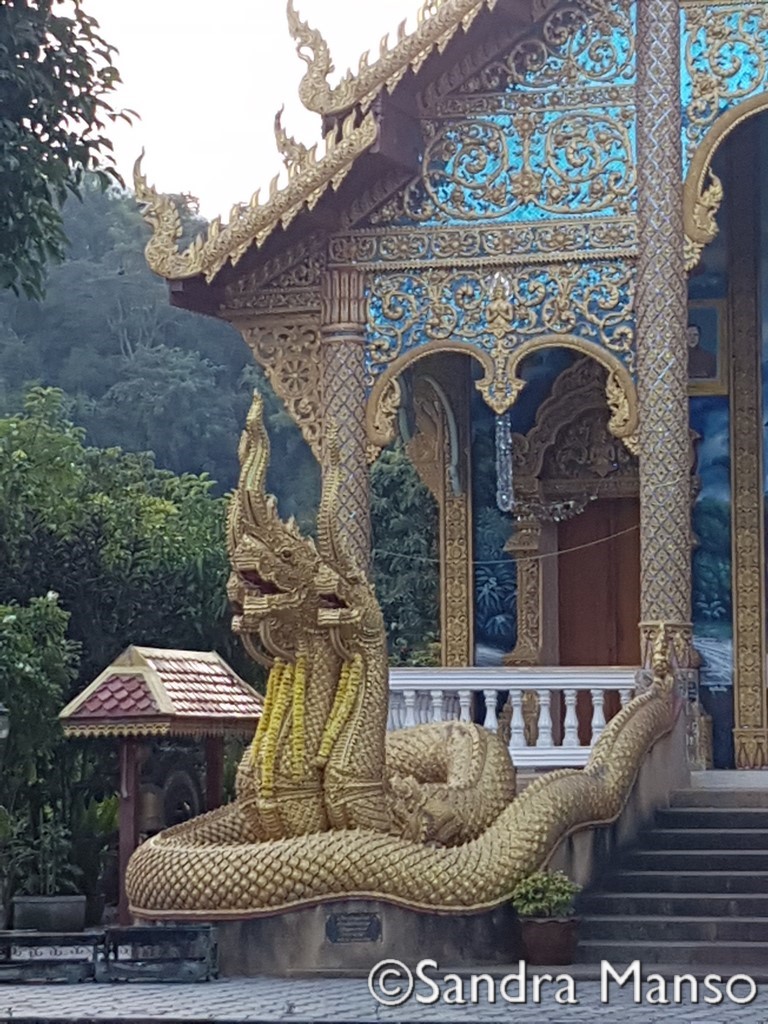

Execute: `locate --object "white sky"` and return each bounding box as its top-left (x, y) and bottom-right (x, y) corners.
top-left (84, 0), bottom-right (416, 218)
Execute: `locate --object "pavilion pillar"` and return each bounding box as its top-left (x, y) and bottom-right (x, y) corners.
top-left (635, 0), bottom-right (693, 671)
top-left (204, 735), bottom-right (225, 810)
top-left (118, 737), bottom-right (140, 926)
top-left (320, 268), bottom-right (371, 573)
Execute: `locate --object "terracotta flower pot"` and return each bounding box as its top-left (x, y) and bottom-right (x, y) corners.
top-left (520, 917), bottom-right (579, 965)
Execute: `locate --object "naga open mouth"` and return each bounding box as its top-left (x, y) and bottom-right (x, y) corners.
top-left (318, 592), bottom-right (348, 610)
top-left (239, 570), bottom-right (286, 597)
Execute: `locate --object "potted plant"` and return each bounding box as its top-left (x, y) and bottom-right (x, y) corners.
top-left (510, 870), bottom-right (581, 965)
top-left (11, 810), bottom-right (85, 931)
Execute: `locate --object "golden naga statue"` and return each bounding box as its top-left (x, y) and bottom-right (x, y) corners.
top-left (126, 396), bottom-right (674, 918)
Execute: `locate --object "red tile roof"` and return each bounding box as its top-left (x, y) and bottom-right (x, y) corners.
top-left (142, 652), bottom-right (260, 719)
top-left (76, 673), bottom-right (160, 719)
top-left (60, 647), bottom-right (263, 738)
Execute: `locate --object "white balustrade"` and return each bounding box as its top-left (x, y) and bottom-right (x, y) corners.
top-left (388, 666), bottom-right (640, 768)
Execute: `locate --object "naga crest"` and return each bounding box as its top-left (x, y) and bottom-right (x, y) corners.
top-left (226, 393), bottom-right (373, 659)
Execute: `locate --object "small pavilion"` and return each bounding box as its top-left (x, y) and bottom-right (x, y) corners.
top-left (60, 646), bottom-right (262, 923)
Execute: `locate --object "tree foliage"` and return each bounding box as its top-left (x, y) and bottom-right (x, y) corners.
top-left (371, 445), bottom-right (439, 661)
top-left (0, 386), bottom-right (239, 687)
top-left (0, 178), bottom-right (318, 501)
top-left (0, 0), bottom-right (128, 298)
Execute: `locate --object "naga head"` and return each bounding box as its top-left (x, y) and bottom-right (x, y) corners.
top-left (227, 394), bottom-right (324, 650)
top-left (227, 393), bottom-right (383, 661)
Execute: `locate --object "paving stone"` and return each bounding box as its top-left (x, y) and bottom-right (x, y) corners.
top-left (0, 976), bottom-right (766, 1022)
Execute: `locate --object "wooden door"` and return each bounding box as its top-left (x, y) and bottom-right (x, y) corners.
top-left (557, 497), bottom-right (640, 665)
top-left (557, 498), bottom-right (640, 742)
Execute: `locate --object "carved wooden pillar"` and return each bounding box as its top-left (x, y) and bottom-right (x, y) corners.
top-left (636, 0), bottom-right (692, 666)
top-left (728, 124), bottom-right (768, 768)
top-left (320, 269), bottom-right (371, 571)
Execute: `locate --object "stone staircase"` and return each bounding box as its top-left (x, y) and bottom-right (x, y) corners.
top-left (576, 786), bottom-right (768, 967)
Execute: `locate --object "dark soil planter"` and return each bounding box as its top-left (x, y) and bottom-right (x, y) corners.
top-left (12, 895), bottom-right (87, 932)
top-left (520, 917), bottom-right (579, 965)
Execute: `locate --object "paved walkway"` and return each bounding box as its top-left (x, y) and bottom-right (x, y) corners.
top-left (1, 970), bottom-right (767, 1023)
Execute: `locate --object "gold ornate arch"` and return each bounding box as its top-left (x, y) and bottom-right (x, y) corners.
top-left (504, 357), bottom-right (639, 666)
top-left (684, 93), bottom-right (768, 271)
top-left (366, 334), bottom-right (639, 459)
top-left (404, 363), bottom-right (474, 666)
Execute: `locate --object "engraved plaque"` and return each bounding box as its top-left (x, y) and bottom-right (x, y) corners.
top-left (325, 912), bottom-right (381, 944)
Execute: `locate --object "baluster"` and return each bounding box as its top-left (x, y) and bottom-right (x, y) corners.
top-left (458, 689), bottom-right (472, 723)
top-left (432, 689), bottom-right (444, 724)
top-left (562, 688), bottom-right (579, 747)
top-left (590, 688), bottom-right (606, 743)
top-left (387, 695), bottom-right (396, 731)
top-left (416, 690), bottom-right (427, 725)
top-left (535, 688), bottom-right (552, 748)
top-left (619, 686), bottom-right (633, 709)
top-left (483, 689), bottom-right (499, 732)
top-left (508, 690), bottom-right (525, 750)
top-left (403, 689), bottom-right (417, 729)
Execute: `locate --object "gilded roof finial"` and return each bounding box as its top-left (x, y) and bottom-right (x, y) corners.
top-left (274, 107), bottom-right (310, 178)
top-left (286, 0), bottom-right (339, 114)
top-left (286, 0), bottom-right (496, 117)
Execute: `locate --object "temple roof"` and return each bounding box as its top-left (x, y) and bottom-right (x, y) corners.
top-left (59, 646), bottom-right (263, 738)
top-left (134, 0), bottom-right (572, 292)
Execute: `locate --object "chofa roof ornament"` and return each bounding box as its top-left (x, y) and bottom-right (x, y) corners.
top-left (286, 0), bottom-right (500, 116)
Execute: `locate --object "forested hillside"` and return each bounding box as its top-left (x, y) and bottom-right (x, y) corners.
top-left (0, 177), bottom-right (319, 523)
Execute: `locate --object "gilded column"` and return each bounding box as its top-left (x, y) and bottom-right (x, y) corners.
top-left (320, 269), bottom-right (371, 571)
top-left (635, 0), bottom-right (692, 665)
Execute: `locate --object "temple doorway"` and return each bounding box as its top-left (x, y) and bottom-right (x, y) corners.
top-left (557, 496), bottom-right (641, 667)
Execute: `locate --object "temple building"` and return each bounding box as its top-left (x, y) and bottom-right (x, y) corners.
top-left (134, 0), bottom-right (768, 771)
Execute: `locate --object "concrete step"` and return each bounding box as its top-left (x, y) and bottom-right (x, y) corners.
top-left (643, 827), bottom-right (768, 850)
top-left (580, 915), bottom-right (768, 942)
top-left (656, 806), bottom-right (768, 829)
top-left (670, 788), bottom-right (768, 808)
top-left (605, 870), bottom-right (768, 893)
top-left (579, 892), bottom-right (768, 916)
top-left (619, 849), bottom-right (768, 871)
top-left (576, 939), bottom-right (768, 967)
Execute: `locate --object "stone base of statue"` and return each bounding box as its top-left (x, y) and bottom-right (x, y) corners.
top-left (209, 900), bottom-right (521, 976)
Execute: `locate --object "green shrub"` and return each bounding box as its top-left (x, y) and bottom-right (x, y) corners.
top-left (509, 871), bottom-right (581, 918)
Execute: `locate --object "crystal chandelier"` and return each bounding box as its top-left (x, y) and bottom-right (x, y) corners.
top-left (495, 414), bottom-right (597, 523)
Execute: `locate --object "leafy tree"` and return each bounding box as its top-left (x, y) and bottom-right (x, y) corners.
top-left (0, 595), bottom-right (79, 818)
top-left (0, 0), bottom-right (128, 298)
top-left (371, 445), bottom-right (439, 661)
top-left (0, 386), bottom-right (245, 688)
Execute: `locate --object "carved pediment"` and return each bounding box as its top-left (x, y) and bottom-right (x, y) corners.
top-left (512, 357), bottom-right (638, 498)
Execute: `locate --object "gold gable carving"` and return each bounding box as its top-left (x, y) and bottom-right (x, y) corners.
top-left (133, 111), bottom-right (377, 283)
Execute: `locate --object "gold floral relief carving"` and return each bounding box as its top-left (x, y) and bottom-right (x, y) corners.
top-left (503, 520), bottom-right (541, 666)
top-left (331, 219), bottom-right (638, 270)
top-left (366, 263), bottom-right (636, 415)
top-left (683, 5), bottom-right (768, 162)
top-left (419, 0), bottom-right (623, 110)
top-left (406, 370), bottom-right (473, 666)
top-left (464, 0), bottom-right (633, 95)
top-left (366, 378), bottom-right (402, 462)
top-left (239, 320), bottom-right (324, 459)
top-left (402, 111), bottom-right (635, 223)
